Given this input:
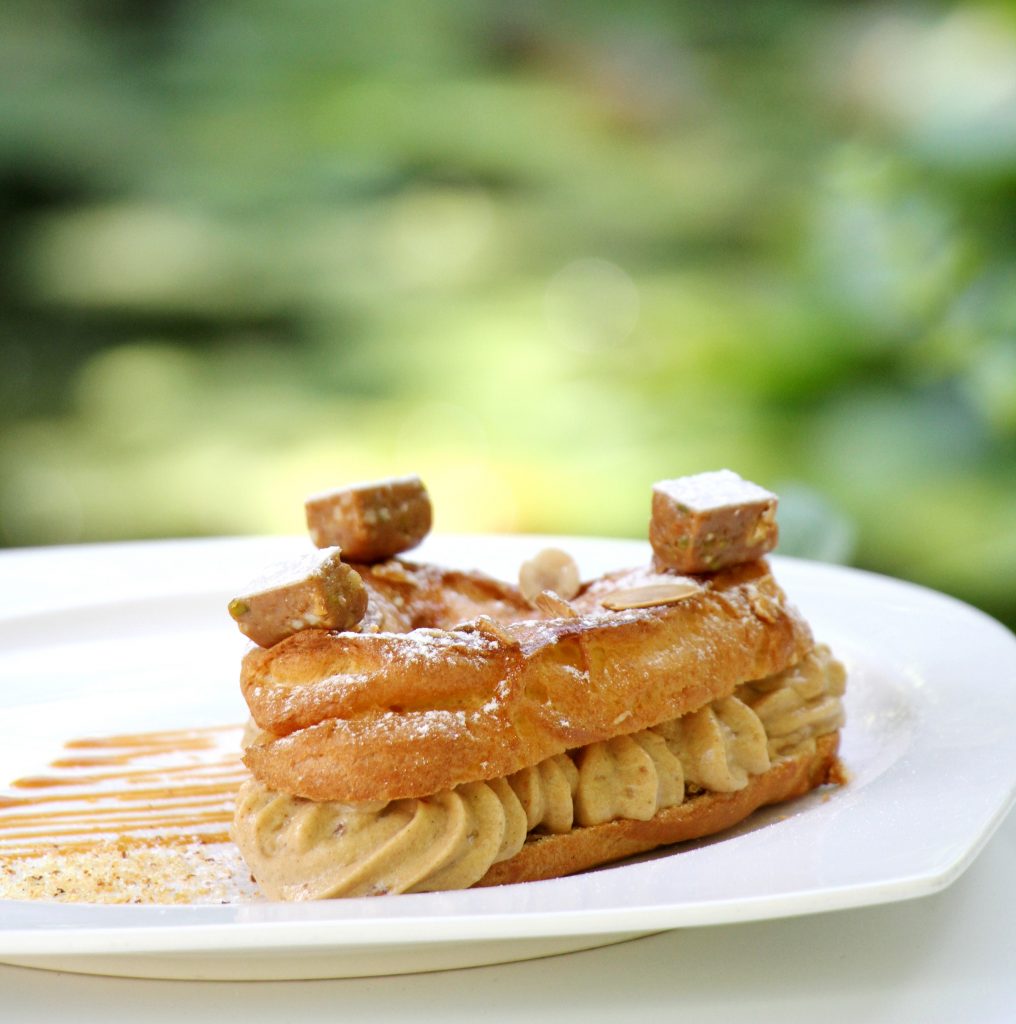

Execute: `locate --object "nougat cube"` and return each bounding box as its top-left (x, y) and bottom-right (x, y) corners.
top-left (228, 547), bottom-right (367, 648)
top-left (304, 475), bottom-right (432, 562)
top-left (649, 470), bottom-right (778, 573)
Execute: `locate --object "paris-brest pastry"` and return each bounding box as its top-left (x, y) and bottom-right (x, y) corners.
top-left (228, 472), bottom-right (846, 899)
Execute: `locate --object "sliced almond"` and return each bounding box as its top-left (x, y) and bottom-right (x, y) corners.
top-left (601, 580), bottom-right (702, 611)
top-left (519, 548), bottom-right (581, 603)
top-left (460, 615), bottom-right (517, 646)
top-left (534, 590), bottom-right (580, 618)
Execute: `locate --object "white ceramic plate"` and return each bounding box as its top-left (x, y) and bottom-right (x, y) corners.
top-left (0, 536), bottom-right (1014, 981)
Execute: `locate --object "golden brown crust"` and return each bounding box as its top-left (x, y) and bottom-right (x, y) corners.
top-left (256, 559), bottom-right (535, 644)
top-left (477, 732), bottom-right (841, 887)
top-left (242, 560), bottom-right (814, 803)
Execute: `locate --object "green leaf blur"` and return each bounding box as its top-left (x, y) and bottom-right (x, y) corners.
top-left (1, 1), bottom-right (1014, 629)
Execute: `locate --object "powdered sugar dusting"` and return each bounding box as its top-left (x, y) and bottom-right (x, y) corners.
top-left (654, 469), bottom-right (775, 511)
top-left (244, 547), bottom-right (343, 592)
top-left (305, 475), bottom-right (422, 503)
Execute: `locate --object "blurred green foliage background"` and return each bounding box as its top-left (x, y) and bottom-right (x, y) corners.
top-left (1, 0), bottom-right (1014, 627)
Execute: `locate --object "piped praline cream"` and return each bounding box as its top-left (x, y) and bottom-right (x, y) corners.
top-left (232, 645), bottom-right (845, 899)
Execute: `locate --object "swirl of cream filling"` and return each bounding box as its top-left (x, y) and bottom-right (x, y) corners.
top-left (234, 646), bottom-right (846, 899)
top-left (737, 644), bottom-right (846, 758)
top-left (507, 754), bottom-right (578, 833)
top-left (653, 695), bottom-right (770, 793)
top-left (232, 777), bottom-right (527, 899)
top-left (573, 730), bottom-right (685, 826)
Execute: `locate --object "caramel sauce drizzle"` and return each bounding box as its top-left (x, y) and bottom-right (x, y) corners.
top-left (0, 725), bottom-right (249, 859)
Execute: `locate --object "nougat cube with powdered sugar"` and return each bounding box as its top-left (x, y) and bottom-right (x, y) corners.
top-left (305, 475), bottom-right (432, 563)
top-left (228, 547), bottom-right (367, 647)
top-left (650, 470), bottom-right (778, 573)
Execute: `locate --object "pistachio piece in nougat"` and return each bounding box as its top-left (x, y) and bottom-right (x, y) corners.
top-left (304, 475), bottom-right (432, 563)
top-left (649, 470), bottom-right (778, 573)
top-left (228, 547), bottom-right (367, 648)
